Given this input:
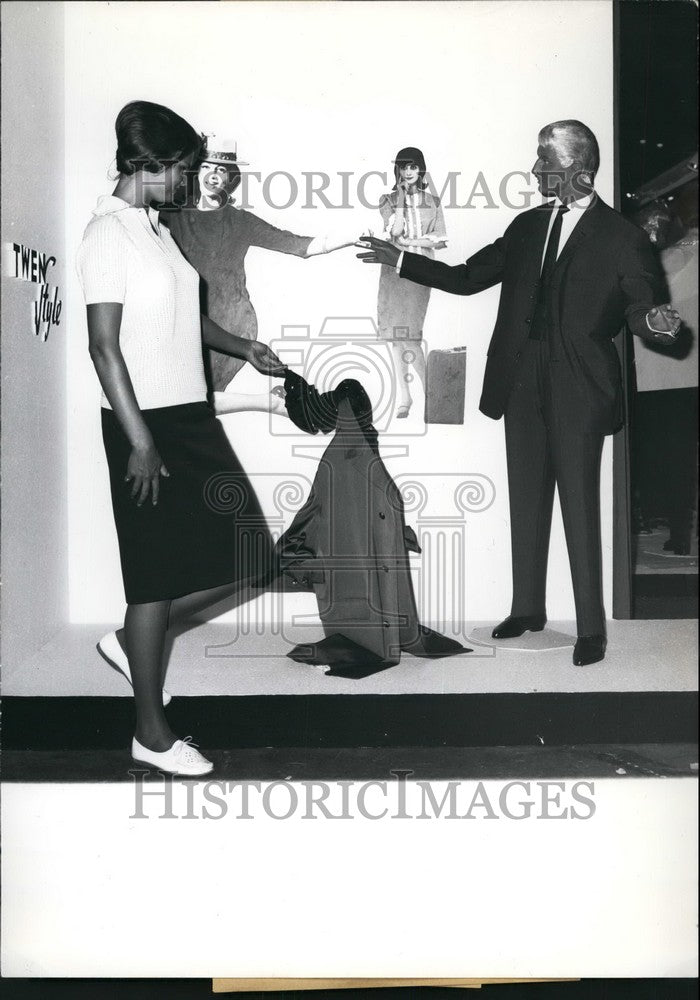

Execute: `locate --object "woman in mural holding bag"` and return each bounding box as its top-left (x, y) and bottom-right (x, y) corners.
top-left (76, 101), bottom-right (287, 777)
top-left (376, 146), bottom-right (447, 419)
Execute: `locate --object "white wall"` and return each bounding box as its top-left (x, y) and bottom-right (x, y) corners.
top-left (1, 1), bottom-right (68, 670)
top-left (64, 0), bottom-right (615, 625)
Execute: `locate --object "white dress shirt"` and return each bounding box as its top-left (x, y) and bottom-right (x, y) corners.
top-left (541, 192), bottom-right (593, 270)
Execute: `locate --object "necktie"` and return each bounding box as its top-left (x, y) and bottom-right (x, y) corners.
top-left (529, 204), bottom-right (569, 341)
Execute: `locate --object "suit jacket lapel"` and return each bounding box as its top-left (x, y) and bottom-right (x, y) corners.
top-left (553, 193), bottom-right (606, 272)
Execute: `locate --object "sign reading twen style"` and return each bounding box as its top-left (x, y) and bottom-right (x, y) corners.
top-left (9, 242), bottom-right (63, 341)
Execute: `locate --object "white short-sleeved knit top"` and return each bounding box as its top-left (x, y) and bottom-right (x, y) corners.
top-left (76, 195), bottom-right (208, 410)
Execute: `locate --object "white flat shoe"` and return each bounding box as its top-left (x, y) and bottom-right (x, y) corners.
top-left (132, 736), bottom-right (214, 776)
top-left (97, 631), bottom-right (172, 706)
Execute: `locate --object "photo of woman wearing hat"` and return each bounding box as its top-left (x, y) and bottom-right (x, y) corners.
top-left (76, 101), bottom-right (288, 776)
top-left (164, 136), bottom-right (357, 418)
top-left (377, 147), bottom-right (447, 419)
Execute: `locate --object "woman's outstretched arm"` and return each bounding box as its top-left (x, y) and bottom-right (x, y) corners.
top-left (247, 211), bottom-right (356, 259)
top-left (304, 232), bottom-right (358, 256)
top-left (201, 314), bottom-right (287, 376)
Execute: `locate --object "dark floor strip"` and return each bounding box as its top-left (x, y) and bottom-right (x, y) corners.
top-left (2, 692), bottom-right (697, 752)
top-left (2, 743), bottom-right (697, 783)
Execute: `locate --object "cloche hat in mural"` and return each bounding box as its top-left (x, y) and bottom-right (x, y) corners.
top-left (201, 135), bottom-right (248, 166)
top-left (392, 146), bottom-right (427, 171)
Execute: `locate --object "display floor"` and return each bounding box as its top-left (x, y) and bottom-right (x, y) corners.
top-left (4, 619), bottom-right (697, 697)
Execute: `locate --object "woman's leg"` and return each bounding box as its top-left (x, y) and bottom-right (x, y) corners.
top-left (167, 579), bottom-right (255, 628)
top-left (115, 579), bottom-right (257, 686)
top-left (124, 600), bottom-right (176, 751)
top-left (410, 342), bottom-right (427, 390)
top-left (391, 342), bottom-right (413, 410)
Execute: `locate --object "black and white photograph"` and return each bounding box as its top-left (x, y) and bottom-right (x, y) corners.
top-left (1, 0), bottom-right (697, 987)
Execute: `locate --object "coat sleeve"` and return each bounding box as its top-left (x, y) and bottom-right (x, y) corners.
top-left (618, 226), bottom-right (667, 339)
top-left (274, 485), bottom-right (325, 585)
top-left (274, 455), bottom-right (337, 585)
top-left (398, 219), bottom-right (514, 296)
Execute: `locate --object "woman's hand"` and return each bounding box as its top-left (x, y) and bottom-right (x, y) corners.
top-left (305, 232), bottom-right (360, 256)
top-left (245, 340), bottom-right (288, 377)
top-left (125, 441), bottom-right (170, 506)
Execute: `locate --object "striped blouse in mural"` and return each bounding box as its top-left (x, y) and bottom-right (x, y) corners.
top-left (378, 190), bottom-right (447, 257)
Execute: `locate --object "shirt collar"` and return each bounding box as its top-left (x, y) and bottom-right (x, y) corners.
top-left (92, 195), bottom-right (132, 217)
top-left (554, 192), bottom-right (594, 212)
top-left (92, 195), bottom-right (161, 227)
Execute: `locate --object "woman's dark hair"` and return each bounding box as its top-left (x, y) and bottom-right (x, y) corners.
top-left (115, 100), bottom-right (204, 175)
top-left (392, 146), bottom-right (428, 191)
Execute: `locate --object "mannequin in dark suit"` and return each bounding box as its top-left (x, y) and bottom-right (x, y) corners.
top-left (358, 121), bottom-right (681, 665)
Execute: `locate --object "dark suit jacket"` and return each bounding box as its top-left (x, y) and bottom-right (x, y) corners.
top-left (400, 195), bottom-right (665, 434)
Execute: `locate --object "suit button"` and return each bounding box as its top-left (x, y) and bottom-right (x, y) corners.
top-left (525, 318), bottom-right (531, 324)
top-left (382, 565), bottom-right (390, 572)
top-left (383, 622), bottom-right (390, 628)
top-left (378, 512), bottom-right (386, 519)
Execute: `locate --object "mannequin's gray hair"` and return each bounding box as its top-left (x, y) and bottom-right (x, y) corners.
top-left (539, 120), bottom-right (600, 176)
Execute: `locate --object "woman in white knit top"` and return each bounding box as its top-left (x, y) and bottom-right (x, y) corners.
top-left (76, 101), bottom-right (287, 776)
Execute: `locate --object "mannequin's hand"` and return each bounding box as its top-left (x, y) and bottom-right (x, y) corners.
top-left (646, 304), bottom-right (681, 344)
top-left (355, 236), bottom-right (401, 267)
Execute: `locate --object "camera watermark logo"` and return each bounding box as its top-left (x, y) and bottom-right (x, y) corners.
top-left (269, 318), bottom-right (428, 439)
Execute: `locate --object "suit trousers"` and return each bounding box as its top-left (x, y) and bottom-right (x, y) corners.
top-left (504, 339), bottom-right (606, 635)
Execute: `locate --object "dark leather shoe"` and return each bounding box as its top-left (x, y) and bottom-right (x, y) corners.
top-left (491, 614), bottom-right (546, 639)
top-left (663, 538), bottom-right (691, 555)
top-left (573, 634), bottom-right (606, 666)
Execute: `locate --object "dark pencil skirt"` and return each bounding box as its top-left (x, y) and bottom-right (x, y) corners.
top-left (101, 402), bottom-right (274, 604)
